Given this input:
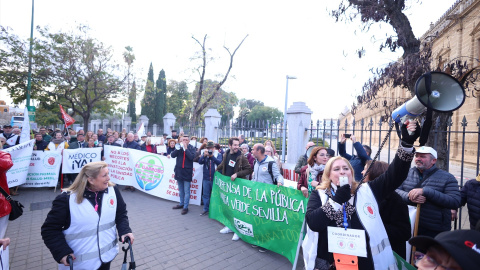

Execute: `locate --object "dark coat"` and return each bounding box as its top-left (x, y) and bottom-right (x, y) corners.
top-left (171, 144), bottom-right (196, 182)
top-left (68, 140), bottom-right (86, 149)
top-left (378, 192), bottom-right (411, 259)
top-left (35, 139), bottom-right (49, 151)
top-left (41, 185), bottom-right (131, 263)
top-left (306, 148), bottom-right (413, 269)
top-left (198, 152), bottom-right (223, 181)
top-left (338, 141), bottom-right (371, 181)
top-left (216, 149), bottom-right (252, 178)
top-left (396, 165), bottom-right (461, 232)
top-left (461, 179), bottom-right (480, 230)
top-left (123, 140), bottom-right (141, 150)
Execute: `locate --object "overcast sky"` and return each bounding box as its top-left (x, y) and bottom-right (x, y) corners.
top-left (0, 0), bottom-right (456, 120)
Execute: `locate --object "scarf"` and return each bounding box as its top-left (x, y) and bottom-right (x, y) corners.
top-left (51, 138), bottom-right (64, 144)
top-left (308, 164), bottom-right (325, 192)
top-left (325, 187), bottom-right (355, 227)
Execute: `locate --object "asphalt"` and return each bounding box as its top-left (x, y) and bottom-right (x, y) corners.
top-left (5, 186), bottom-right (304, 270)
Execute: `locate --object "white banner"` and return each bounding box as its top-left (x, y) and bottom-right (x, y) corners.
top-left (62, 148), bottom-right (102, 174)
top-left (2, 140), bottom-right (35, 187)
top-left (23, 151), bottom-right (62, 187)
top-left (104, 146), bottom-right (204, 205)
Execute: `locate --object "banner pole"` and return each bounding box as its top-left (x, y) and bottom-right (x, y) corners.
top-left (292, 219), bottom-right (306, 270)
top-left (410, 204), bottom-right (421, 264)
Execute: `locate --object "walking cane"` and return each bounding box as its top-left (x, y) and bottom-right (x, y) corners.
top-left (410, 204), bottom-right (421, 264)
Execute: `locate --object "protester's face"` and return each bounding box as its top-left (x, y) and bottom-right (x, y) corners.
top-left (87, 131), bottom-right (93, 137)
top-left (169, 141), bottom-right (175, 148)
top-left (306, 142), bottom-right (315, 150)
top-left (134, 134), bottom-right (139, 140)
top-left (55, 133), bottom-right (62, 140)
top-left (127, 134), bottom-right (134, 142)
top-left (314, 149), bottom-right (329, 165)
top-left (108, 136), bottom-right (114, 143)
top-left (415, 153), bottom-right (436, 171)
top-left (13, 129), bottom-right (21, 135)
top-left (3, 127), bottom-right (12, 134)
top-left (147, 132), bottom-right (152, 136)
top-left (98, 129), bottom-right (103, 135)
top-left (92, 134), bottom-right (98, 141)
top-left (88, 138), bottom-right (95, 146)
top-left (172, 131), bottom-right (177, 136)
top-left (329, 159), bottom-right (353, 186)
top-left (77, 134), bottom-right (85, 142)
top-left (88, 167), bottom-right (110, 192)
top-left (265, 141), bottom-right (272, 147)
top-left (230, 140), bottom-right (239, 153)
top-left (415, 246), bottom-right (461, 270)
top-left (35, 134), bottom-right (43, 141)
top-left (114, 133), bottom-right (119, 139)
top-left (241, 146), bottom-right (248, 154)
top-left (40, 128), bottom-right (46, 135)
top-left (182, 136), bottom-right (190, 144)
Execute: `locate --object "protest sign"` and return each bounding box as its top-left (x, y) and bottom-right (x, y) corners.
top-left (3, 140), bottom-right (35, 187)
top-left (24, 150), bottom-right (62, 187)
top-left (62, 148), bottom-right (102, 174)
top-left (104, 146), bottom-right (203, 205)
top-left (209, 172), bottom-right (308, 264)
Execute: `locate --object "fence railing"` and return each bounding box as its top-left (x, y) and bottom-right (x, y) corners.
top-left (306, 115), bottom-right (480, 230)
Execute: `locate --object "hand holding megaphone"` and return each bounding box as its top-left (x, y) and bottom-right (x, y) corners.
top-left (400, 120), bottom-right (420, 148)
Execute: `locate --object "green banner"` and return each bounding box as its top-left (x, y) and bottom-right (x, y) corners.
top-left (210, 172), bottom-right (308, 264)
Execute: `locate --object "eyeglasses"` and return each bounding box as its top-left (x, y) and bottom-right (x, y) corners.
top-left (318, 154), bottom-right (331, 157)
top-left (414, 251), bottom-right (454, 270)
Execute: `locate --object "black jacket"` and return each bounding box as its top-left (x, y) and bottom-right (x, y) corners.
top-left (171, 144), bottom-right (196, 182)
top-left (123, 140), bottom-right (141, 150)
top-left (461, 179), bottom-right (480, 230)
top-left (35, 140), bottom-right (49, 151)
top-left (41, 185), bottom-right (131, 263)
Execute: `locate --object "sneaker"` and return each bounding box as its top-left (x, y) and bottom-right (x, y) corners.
top-left (172, 205), bottom-right (184, 210)
top-left (181, 208), bottom-right (189, 215)
top-left (251, 245), bottom-right (258, 248)
top-left (232, 233), bottom-right (240, 241)
top-left (220, 227), bottom-right (233, 234)
top-left (258, 248), bottom-right (267, 253)
top-left (200, 211), bottom-right (209, 216)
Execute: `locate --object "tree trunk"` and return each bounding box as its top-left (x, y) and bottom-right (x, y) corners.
top-left (425, 111), bottom-right (452, 170)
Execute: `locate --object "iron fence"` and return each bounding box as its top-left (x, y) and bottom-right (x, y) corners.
top-left (306, 115), bottom-right (480, 230)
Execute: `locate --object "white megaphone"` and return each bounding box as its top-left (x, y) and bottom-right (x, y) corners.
top-left (392, 72), bottom-right (466, 123)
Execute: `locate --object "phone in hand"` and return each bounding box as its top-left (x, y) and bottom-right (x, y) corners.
top-left (339, 176), bottom-right (349, 187)
top-left (344, 134), bottom-right (351, 139)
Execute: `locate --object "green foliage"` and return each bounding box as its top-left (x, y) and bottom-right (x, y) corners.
top-left (155, 69), bottom-right (167, 125)
top-left (191, 79), bottom-right (238, 123)
top-left (166, 80), bottom-right (190, 123)
top-left (0, 25), bottom-right (126, 129)
top-left (128, 81), bottom-right (137, 122)
top-left (237, 99), bottom-right (264, 121)
top-left (246, 105), bottom-right (283, 123)
top-left (141, 63), bottom-right (156, 122)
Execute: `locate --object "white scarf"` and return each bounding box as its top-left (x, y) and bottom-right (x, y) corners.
top-left (47, 141), bottom-right (66, 152)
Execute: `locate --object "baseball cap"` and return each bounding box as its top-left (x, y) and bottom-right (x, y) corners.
top-left (409, 230), bottom-right (480, 270)
top-left (206, 140), bottom-right (215, 148)
top-left (416, 146), bottom-right (437, 159)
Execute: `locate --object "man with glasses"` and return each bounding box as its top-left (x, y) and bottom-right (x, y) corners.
top-left (409, 229), bottom-right (480, 270)
top-left (39, 127), bottom-right (52, 143)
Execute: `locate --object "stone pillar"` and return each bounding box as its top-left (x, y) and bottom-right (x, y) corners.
top-left (102, 119), bottom-right (109, 131)
top-left (137, 115), bottom-right (149, 133)
top-left (94, 119), bottom-right (102, 132)
top-left (286, 102), bottom-right (313, 164)
top-left (163, 113), bottom-right (176, 136)
top-left (113, 120), bottom-right (121, 132)
top-left (204, 109), bottom-right (222, 142)
top-left (152, 124), bottom-right (157, 136)
top-left (123, 116), bottom-right (132, 133)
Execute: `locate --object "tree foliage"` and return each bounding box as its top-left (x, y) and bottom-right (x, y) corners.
top-left (166, 80), bottom-right (190, 123)
top-left (141, 63), bottom-right (156, 122)
top-left (155, 69), bottom-right (167, 125)
top-left (190, 79), bottom-right (238, 123)
top-left (123, 46), bottom-right (136, 120)
top-left (128, 80), bottom-right (137, 122)
top-left (246, 105), bottom-right (282, 123)
top-left (0, 25), bottom-right (126, 129)
top-left (237, 98), bottom-right (265, 122)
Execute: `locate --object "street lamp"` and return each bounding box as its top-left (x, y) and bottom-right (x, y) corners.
top-left (282, 75), bottom-right (297, 163)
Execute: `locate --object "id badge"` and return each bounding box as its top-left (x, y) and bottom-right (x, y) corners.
top-left (327, 226), bottom-right (367, 257)
top-left (228, 160), bottom-right (236, 167)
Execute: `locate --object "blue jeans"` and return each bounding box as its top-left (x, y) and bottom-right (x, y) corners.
top-left (177, 180), bottom-right (191, 209)
top-left (202, 179), bottom-right (213, 212)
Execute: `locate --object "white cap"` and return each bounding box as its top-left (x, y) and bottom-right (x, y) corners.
top-left (416, 146), bottom-right (437, 159)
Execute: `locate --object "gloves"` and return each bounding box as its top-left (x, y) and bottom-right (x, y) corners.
top-left (401, 121), bottom-right (421, 147)
top-left (332, 184), bottom-right (351, 204)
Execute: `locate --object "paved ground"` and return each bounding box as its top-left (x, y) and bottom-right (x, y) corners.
top-left (5, 186), bottom-right (304, 270)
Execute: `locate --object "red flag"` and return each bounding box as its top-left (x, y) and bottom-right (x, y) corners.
top-left (59, 105), bottom-right (75, 127)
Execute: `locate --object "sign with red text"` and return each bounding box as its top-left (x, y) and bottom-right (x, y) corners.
top-left (3, 139), bottom-right (35, 187)
top-left (24, 150), bottom-right (62, 187)
top-left (62, 148), bottom-right (102, 174)
top-left (104, 145), bottom-right (203, 205)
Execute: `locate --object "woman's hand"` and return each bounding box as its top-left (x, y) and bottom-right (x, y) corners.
top-left (121, 233), bottom-right (135, 245)
top-left (401, 120), bottom-right (421, 147)
top-left (332, 185), bottom-right (351, 204)
top-left (300, 186), bottom-right (309, 198)
top-left (0, 238), bottom-right (10, 250)
top-left (60, 254), bottom-right (75, 266)
top-left (311, 180), bottom-right (319, 187)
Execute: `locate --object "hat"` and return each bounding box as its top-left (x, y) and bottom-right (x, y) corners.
top-left (409, 230), bottom-right (480, 270)
top-left (3, 124), bottom-right (12, 128)
top-left (166, 136), bottom-right (172, 139)
top-left (206, 140), bottom-right (215, 148)
top-left (141, 135), bottom-right (147, 138)
top-left (416, 146), bottom-right (437, 159)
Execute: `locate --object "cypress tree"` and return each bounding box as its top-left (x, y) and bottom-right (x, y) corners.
top-left (141, 63), bottom-right (156, 122)
top-left (155, 69), bottom-right (167, 125)
top-left (128, 81), bottom-right (137, 122)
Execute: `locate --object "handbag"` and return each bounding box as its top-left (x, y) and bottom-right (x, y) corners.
top-left (0, 186), bottom-right (24, 221)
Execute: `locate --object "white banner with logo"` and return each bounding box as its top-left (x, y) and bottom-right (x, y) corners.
top-left (104, 146), bottom-right (204, 205)
top-left (23, 150), bottom-right (62, 187)
top-left (62, 148), bottom-right (102, 174)
top-left (3, 139), bottom-right (35, 187)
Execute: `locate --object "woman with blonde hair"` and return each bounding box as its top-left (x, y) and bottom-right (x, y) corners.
top-left (42, 161), bottom-right (134, 270)
top-left (303, 121), bottom-right (419, 270)
top-left (264, 140), bottom-right (277, 156)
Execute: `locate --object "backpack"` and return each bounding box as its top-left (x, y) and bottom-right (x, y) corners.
top-left (254, 160), bottom-right (277, 185)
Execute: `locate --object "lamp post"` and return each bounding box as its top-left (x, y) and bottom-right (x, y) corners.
top-left (282, 75), bottom-right (297, 163)
top-left (26, 0), bottom-right (35, 109)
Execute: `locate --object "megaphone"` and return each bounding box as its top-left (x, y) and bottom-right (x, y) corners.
top-left (392, 72), bottom-right (465, 123)
top-left (306, 146), bottom-right (314, 159)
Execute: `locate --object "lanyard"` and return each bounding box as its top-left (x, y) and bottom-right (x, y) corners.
top-left (331, 188), bottom-right (349, 230)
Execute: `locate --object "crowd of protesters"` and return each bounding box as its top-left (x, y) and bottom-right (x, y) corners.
top-left (2, 122), bottom-right (480, 270)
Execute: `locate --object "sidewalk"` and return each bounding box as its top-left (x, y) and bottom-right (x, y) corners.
top-left (5, 187), bottom-right (304, 270)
